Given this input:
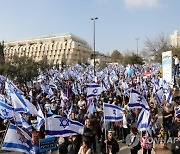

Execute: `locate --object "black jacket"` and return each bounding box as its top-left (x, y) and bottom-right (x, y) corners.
top-left (101, 138), bottom-right (119, 154)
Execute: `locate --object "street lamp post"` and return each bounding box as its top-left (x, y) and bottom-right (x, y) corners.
top-left (135, 38), bottom-right (139, 55)
top-left (91, 17), bottom-right (98, 77)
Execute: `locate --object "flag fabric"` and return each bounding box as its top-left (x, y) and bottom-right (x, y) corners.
top-left (137, 109), bottom-right (151, 131)
top-left (176, 107), bottom-right (180, 117)
top-left (36, 104), bottom-right (45, 131)
top-left (0, 100), bottom-right (14, 120)
top-left (2, 123), bottom-right (32, 154)
top-left (103, 103), bottom-right (123, 122)
top-left (87, 101), bottom-right (96, 115)
top-left (155, 88), bottom-right (163, 105)
top-left (87, 83), bottom-right (102, 99)
top-left (128, 89), bottom-right (150, 111)
top-left (151, 78), bottom-right (160, 91)
top-left (5, 80), bottom-right (24, 95)
top-left (49, 80), bottom-right (57, 89)
top-left (164, 90), bottom-right (173, 104)
top-left (14, 113), bottom-right (33, 131)
top-left (61, 91), bottom-right (68, 101)
top-left (10, 90), bottom-right (29, 113)
top-left (24, 98), bottom-right (38, 115)
top-left (162, 80), bottom-right (173, 104)
top-left (48, 88), bottom-right (55, 100)
top-left (10, 90), bottom-right (38, 114)
top-left (45, 114), bottom-right (84, 137)
top-left (72, 82), bottom-right (79, 95)
top-left (67, 104), bottom-right (73, 118)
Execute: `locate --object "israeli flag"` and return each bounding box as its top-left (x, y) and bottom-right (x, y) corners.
top-left (2, 123), bottom-right (32, 154)
top-left (5, 80), bottom-right (24, 95)
top-left (0, 100), bottom-right (14, 120)
top-left (28, 90), bottom-right (33, 101)
top-left (176, 107), bottom-right (180, 117)
top-left (151, 78), bottom-right (160, 91)
top-left (67, 104), bottom-right (73, 118)
top-left (137, 109), bottom-right (151, 131)
top-left (87, 83), bottom-right (102, 99)
top-left (46, 114), bottom-right (84, 137)
top-left (0, 94), bottom-right (5, 102)
top-left (61, 91), bottom-right (68, 101)
top-left (10, 90), bottom-right (38, 114)
top-left (48, 88), bottom-right (55, 100)
top-left (128, 89), bottom-right (150, 111)
top-left (103, 103), bottom-right (123, 122)
top-left (123, 82), bottom-right (130, 97)
top-left (49, 80), bottom-right (57, 89)
top-left (165, 90), bottom-right (172, 104)
top-left (14, 112), bottom-right (33, 131)
top-left (36, 104), bottom-right (45, 131)
top-left (155, 88), bottom-right (163, 105)
top-left (10, 89), bottom-right (29, 113)
top-left (87, 101), bottom-right (96, 115)
top-left (72, 82), bottom-right (79, 95)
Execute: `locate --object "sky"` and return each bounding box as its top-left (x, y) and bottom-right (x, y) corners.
top-left (0, 0), bottom-right (179, 55)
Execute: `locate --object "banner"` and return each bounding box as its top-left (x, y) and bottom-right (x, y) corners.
top-left (162, 51), bottom-right (173, 84)
top-left (39, 137), bottom-right (56, 153)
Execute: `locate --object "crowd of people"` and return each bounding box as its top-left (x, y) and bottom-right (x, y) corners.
top-left (0, 63), bottom-right (180, 154)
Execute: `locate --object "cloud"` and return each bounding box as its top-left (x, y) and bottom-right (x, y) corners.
top-left (122, 0), bottom-right (160, 8)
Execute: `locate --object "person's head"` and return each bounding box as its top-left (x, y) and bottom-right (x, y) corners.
top-left (150, 102), bottom-right (154, 108)
top-left (142, 131), bottom-right (146, 137)
top-left (130, 127), bottom-right (138, 134)
top-left (82, 138), bottom-right (90, 149)
top-left (173, 55), bottom-right (177, 59)
top-left (85, 118), bottom-right (91, 127)
top-left (70, 112), bottom-right (76, 120)
top-left (78, 108), bottom-right (82, 114)
top-left (107, 130), bottom-right (114, 141)
top-left (113, 97), bottom-right (117, 102)
top-left (156, 122), bottom-right (161, 130)
top-left (165, 103), bottom-right (171, 112)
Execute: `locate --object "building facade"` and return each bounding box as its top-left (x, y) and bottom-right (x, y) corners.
top-left (170, 30), bottom-right (180, 48)
top-left (4, 33), bottom-right (92, 66)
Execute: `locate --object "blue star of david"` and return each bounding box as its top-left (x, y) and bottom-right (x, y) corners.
top-left (137, 96), bottom-right (143, 102)
top-left (113, 109), bottom-right (116, 115)
top-left (92, 88), bottom-right (98, 94)
top-left (19, 137), bottom-right (24, 144)
top-left (59, 118), bottom-right (70, 128)
top-left (1, 109), bottom-right (8, 117)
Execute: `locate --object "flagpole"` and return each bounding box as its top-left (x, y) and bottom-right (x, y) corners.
top-left (0, 121), bottom-right (10, 149)
top-left (103, 104), bottom-right (108, 154)
top-left (45, 113), bottom-right (47, 138)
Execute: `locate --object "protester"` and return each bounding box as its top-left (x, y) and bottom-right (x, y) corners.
top-left (140, 131), bottom-right (153, 154)
top-left (128, 127), bottom-right (141, 154)
top-left (173, 55), bottom-right (179, 76)
top-left (78, 138), bottom-right (92, 154)
top-left (101, 130), bottom-right (119, 154)
top-left (171, 131), bottom-right (180, 154)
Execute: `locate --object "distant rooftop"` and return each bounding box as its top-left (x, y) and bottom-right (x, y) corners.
top-left (4, 33), bottom-right (90, 46)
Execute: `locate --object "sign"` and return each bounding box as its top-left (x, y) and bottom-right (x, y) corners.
top-left (39, 137), bottom-right (56, 153)
top-left (162, 51), bottom-right (173, 84)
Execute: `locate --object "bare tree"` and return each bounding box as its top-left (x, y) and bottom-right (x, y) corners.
top-left (143, 32), bottom-right (169, 62)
